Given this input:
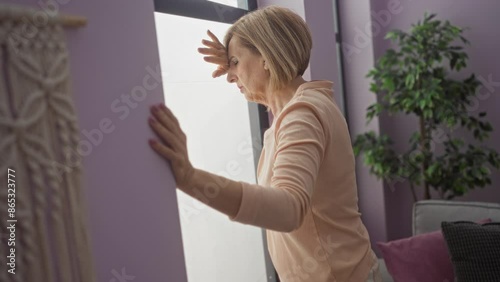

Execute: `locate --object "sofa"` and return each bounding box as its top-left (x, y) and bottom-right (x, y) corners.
top-left (378, 200), bottom-right (500, 282)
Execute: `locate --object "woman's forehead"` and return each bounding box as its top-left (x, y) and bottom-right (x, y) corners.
top-left (227, 37), bottom-right (241, 57)
top-left (230, 36), bottom-right (254, 53)
top-left (228, 37), bottom-right (256, 59)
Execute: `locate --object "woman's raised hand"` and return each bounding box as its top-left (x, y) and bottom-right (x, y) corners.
top-left (198, 30), bottom-right (229, 78)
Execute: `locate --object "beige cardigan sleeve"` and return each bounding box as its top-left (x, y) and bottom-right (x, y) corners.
top-left (229, 100), bottom-right (326, 232)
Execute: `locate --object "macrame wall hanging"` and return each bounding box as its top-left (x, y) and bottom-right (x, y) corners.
top-left (0, 4), bottom-right (94, 282)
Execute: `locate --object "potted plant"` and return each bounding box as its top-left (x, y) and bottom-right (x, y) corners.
top-left (353, 13), bottom-right (500, 201)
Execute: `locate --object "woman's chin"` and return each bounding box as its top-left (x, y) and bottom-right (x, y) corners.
top-left (243, 91), bottom-right (254, 101)
top-left (244, 91), bottom-right (264, 103)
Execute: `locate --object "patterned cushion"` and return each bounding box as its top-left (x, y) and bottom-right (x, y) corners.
top-left (441, 221), bottom-right (500, 282)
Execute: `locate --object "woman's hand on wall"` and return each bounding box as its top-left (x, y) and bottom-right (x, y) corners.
top-left (198, 30), bottom-right (229, 78)
top-left (148, 103), bottom-right (195, 190)
top-left (147, 103), bottom-right (244, 219)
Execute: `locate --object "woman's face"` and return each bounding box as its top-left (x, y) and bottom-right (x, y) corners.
top-left (226, 36), bottom-right (269, 103)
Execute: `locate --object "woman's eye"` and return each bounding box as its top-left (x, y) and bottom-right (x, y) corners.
top-left (231, 60), bottom-right (238, 66)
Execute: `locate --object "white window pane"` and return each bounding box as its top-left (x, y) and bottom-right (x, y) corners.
top-left (208, 0), bottom-right (247, 9)
top-left (154, 12), bottom-right (268, 282)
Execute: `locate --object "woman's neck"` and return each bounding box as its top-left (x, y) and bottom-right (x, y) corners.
top-left (267, 76), bottom-right (307, 117)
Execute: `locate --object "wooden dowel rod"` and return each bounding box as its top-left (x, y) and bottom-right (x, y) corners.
top-left (0, 5), bottom-right (87, 28)
top-left (58, 14), bottom-right (87, 28)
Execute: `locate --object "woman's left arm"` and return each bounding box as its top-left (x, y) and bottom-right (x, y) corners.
top-left (148, 102), bottom-right (326, 232)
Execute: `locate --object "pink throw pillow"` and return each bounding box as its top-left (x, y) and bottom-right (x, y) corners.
top-left (377, 218), bottom-right (492, 282)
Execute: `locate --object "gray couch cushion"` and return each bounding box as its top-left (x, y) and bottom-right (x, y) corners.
top-left (413, 200), bottom-right (500, 235)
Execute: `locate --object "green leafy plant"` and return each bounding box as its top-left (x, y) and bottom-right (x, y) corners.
top-left (353, 13), bottom-right (500, 201)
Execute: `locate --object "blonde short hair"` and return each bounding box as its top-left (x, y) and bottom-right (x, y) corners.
top-left (224, 6), bottom-right (312, 91)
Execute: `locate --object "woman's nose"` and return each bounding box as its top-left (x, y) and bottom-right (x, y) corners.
top-left (226, 70), bottom-right (237, 83)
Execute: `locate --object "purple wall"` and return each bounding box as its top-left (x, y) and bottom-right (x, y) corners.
top-left (369, 0), bottom-right (500, 240)
top-left (4, 1), bottom-right (188, 281)
top-left (303, 0), bottom-right (343, 108)
top-left (337, 0), bottom-right (388, 256)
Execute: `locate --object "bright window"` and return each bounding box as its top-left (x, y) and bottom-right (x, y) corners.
top-left (154, 2), bottom-right (274, 281)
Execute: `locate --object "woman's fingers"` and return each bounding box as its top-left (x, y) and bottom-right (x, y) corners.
top-left (149, 139), bottom-right (175, 161)
top-left (150, 105), bottom-right (173, 131)
top-left (207, 29), bottom-right (222, 45)
top-left (197, 47), bottom-right (226, 57)
top-left (212, 65), bottom-right (229, 77)
top-left (149, 117), bottom-right (182, 151)
top-left (200, 30), bottom-right (228, 78)
top-left (198, 45), bottom-right (228, 65)
top-left (149, 106), bottom-right (183, 151)
top-left (159, 104), bottom-right (181, 130)
top-left (201, 39), bottom-right (220, 49)
top-left (212, 69), bottom-right (224, 78)
top-left (203, 56), bottom-right (229, 65)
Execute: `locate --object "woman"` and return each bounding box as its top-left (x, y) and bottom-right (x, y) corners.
top-left (148, 6), bottom-right (381, 282)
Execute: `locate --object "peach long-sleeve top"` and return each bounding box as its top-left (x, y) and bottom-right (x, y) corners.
top-left (229, 81), bottom-right (377, 282)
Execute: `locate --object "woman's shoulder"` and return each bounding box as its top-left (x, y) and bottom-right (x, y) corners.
top-left (288, 81), bottom-right (338, 115)
top-left (275, 81), bottom-right (346, 132)
top-left (273, 87), bottom-right (333, 130)
top-left (294, 80), bottom-right (335, 105)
